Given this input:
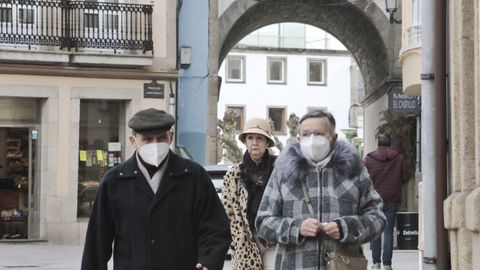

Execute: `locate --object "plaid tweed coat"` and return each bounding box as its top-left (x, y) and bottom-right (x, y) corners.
top-left (255, 140), bottom-right (386, 270)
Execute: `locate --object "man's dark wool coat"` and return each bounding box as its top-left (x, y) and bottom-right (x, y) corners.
top-left (81, 152), bottom-right (231, 270)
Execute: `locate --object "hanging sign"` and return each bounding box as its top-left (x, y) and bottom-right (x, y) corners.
top-left (388, 87), bottom-right (421, 114)
top-left (144, 81), bottom-right (165, 99)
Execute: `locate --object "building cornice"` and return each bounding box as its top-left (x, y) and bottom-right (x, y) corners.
top-left (230, 46), bottom-right (351, 56)
top-left (0, 64), bottom-right (178, 80)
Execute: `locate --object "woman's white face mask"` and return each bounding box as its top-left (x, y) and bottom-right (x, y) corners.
top-left (300, 135), bottom-right (331, 163)
top-left (138, 142), bottom-right (170, 167)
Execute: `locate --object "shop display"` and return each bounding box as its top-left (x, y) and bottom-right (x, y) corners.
top-left (77, 143), bottom-right (122, 217)
top-left (0, 134), bottom-right (29, 239)
top-left (77, 100), bottom-right (124, 218)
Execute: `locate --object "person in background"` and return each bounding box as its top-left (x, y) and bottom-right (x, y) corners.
top-left (81, 108), bottom-right (231, 270)
top-left (256, 109), bottom-right (386, 270)
top-left (222, 118), bottom-right (277, 270)
top-left (364, 133), bottom-right (410, 270)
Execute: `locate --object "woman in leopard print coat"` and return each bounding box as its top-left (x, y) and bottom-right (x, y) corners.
top-left (222, 118), bottom-right (277, 270)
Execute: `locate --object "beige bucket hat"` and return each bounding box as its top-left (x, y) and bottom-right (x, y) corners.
top-left (239, 118), bottom-right (275, 147)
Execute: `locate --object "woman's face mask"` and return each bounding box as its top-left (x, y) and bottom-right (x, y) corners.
top-left (300, 135), bottom-right (331, 163)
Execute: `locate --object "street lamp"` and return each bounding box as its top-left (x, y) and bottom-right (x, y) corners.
top-left (385, 0), bottom-right (402, 24)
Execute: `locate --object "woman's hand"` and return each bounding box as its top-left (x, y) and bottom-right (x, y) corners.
top-left (300, 218), bottom-right (322, 237)
top-left (321, 222), bottom-right (340, 240)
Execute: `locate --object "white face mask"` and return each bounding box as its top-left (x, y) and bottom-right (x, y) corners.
top-left (138, 142), bottom-right (170, 167)
top-left (300, 135), bottom-right (331, 163)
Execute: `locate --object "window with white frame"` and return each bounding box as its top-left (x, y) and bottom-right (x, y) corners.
top-left (226, 105), bottom-right (245, 132)
top-left (19, 8), bottom-right (34, 24)
top-left (267, 106), bottom-right (286, 134)
top-left (0, 7), bottom-right (12, 23)
top-left (83, 0), bottom-right (120, 40)
top-left (225, 56), bottom-right (245, 83)
top-left (267, 57), bottom-right (286, 84)
top-left (307, 59), bottom-right (327, 85)
top-left (0, 5), bottom-right (37, 40)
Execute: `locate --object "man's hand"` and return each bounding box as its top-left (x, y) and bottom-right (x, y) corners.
top-left (321, 222), bottom-right (340, 240)
top-left (300, 218), bottom-right (322, 237)
top-left (196, 263), bottom-right (208, 270)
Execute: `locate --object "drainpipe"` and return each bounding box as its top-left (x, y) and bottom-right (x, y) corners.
top-left (174, 0), bottom-right (183, 147)
top-left (420, 0), bottom-right (436, 266)
top-left (434, 0), bottom-right (448, 269)
top-left (420, 0), bottom-right (448, 269)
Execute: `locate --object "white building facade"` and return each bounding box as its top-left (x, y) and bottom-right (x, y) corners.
top-left (218, 23), bottom-right (355, 151)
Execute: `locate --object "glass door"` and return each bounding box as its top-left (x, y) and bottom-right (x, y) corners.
top-left (0, 127), bottom-right (39, 240)
top-left (0, 128), bottom-right (29, 239)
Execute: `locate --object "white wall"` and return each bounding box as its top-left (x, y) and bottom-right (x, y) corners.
top-left (363, 94), bottom-right (388, 156)
top-left (218, 50), bottom-right (352, 151)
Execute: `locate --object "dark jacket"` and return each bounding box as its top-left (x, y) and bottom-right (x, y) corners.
top-left (81, 152), bottom-right (231, 270)
top-left (364, 146), bottom-right (410, 204)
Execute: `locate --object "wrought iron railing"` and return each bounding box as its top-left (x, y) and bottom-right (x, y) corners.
top-left (0, 0), bottom-right (153, 53)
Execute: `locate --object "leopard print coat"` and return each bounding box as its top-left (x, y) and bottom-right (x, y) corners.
top-left (222, 164), bottom-right (263, 270)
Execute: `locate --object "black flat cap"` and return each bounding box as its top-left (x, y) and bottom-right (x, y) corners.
top-left (128, 108), bottom-right (175, 134)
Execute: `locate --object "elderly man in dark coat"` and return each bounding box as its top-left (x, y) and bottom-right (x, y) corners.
top-left (81, 108), bottom-right (231, 270)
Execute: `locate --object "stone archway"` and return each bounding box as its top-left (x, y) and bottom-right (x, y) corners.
top-left (202, 0), bottom-right (401, 163)
top-left (216, 0), bottom-right (400, 96)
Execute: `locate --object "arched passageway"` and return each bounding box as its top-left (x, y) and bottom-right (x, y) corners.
top-left (177, 0), bottom-right (401, 164)
top-left (218, 0), bottom-right (399, 95)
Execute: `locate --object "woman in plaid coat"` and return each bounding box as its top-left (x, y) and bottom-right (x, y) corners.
top-left (256, 110), bottom-right (386, 270)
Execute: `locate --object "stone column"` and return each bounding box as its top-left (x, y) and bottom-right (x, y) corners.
top-left (445, 0), bottom-right (479, 269)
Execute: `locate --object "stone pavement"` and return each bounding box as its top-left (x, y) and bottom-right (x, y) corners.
top-left (0, 242), bottom-right (420, 270)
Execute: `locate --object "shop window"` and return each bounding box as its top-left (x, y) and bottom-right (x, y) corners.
top-left (0, 128), bottom-right (31, 239)
top-left (225, 105), bottom-right (245, 132)
top-left (267, 57), bottom-right (286, 84)
top-left (0, 98), bottom-right (41, 239)
top-left (267, 106), bottom-right (286, 134)
top-left (308, 59), bottom-right (327, 85)
top-left (226, 56), bottom-right (245, 83)
top-left (77, 100), bottom-right (125, 218)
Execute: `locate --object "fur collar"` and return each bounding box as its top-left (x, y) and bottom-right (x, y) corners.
top-left (274, 140), bottom-right (363, 185)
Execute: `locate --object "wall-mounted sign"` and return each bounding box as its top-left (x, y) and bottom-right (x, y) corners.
top-left (388, 87), bottom-right (421, 114)
top-left (108, 142), bottom-right (121, 152)
top-left (144, 81), bottom-right (165, 99)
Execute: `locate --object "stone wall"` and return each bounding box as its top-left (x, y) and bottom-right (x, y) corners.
top-left (444, 0), bottom-right (480, 269)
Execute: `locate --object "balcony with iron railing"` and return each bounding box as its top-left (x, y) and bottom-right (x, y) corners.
top-left (407, 25), bottom-right (422, 46)
top-left (400, 24), bottom-right (422, 56)
top-left (0, 0), bottom-right (154, 66)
